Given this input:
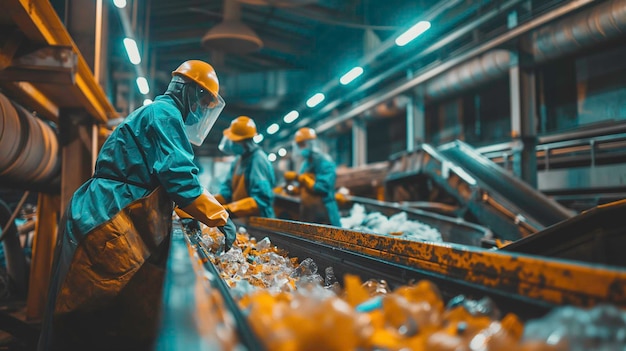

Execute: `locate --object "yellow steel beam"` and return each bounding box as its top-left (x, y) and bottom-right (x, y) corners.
top-left (1, 0), bottom-right (117, 123)
top-left (4, 81), bottom-right (59, 122)
top-left (249, 217), bottom-right (626, 309)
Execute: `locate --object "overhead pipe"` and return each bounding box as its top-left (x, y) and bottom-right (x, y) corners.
top-left (312, 0), bottom-right (596, 134)
top-left (534, 0), bottom-right (626, 63)
top-left (0, 93), bottom-right (61, 186)
top-left (425, 50), bottom-right (512, 100)
top-left (274, 0), bottom-right (526, 142)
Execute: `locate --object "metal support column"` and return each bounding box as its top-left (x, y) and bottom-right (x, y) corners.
top-left (65, 0), bottom-right (109, 166)
top-left (26, 193), bottom-right (60, 322)
top-left (352, 117), bottom-right (367, 167)
top-left (509, 9), bottom-right (537, 188)
top-left (59, 110), bottom-right (95, 215)
top-left (407, 85), bottom-right (426, 152)
top-left (65, 0), bottom-right (108, 83)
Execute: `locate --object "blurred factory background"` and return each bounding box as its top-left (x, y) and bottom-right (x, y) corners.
top-left (1, 0), bottom-right (626, 349)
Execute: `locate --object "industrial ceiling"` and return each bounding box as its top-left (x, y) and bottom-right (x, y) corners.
top-left (102, 0), bottom-right (566, 155)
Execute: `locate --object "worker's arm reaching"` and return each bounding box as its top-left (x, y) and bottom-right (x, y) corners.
top-left (284, 170), bottom-right (298, 181)
top-left (297, 173), bottom-right (316, 190)
top-left (218, 217), bottom-right (237, 250)
top-left (174, 190), bottom-right (236, 251)
top-left (224, 197), bottom-right (259, 218)
top-left (179, 189), bottom-right (228, 227)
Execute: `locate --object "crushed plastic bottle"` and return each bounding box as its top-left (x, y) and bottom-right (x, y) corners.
top-left (255, 236), bottom-right (272, 252)
top-left (324, 266), bottom-right (341, 293)
top-left (521, 304), bottom-right (626, 351)
top-left (292, 257), bottom-right (318, 277)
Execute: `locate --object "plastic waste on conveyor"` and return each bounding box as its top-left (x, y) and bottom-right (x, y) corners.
top-left (166, 218), bottom-right (626, 350)
top-left (155, 222), bottom-right (265, 351)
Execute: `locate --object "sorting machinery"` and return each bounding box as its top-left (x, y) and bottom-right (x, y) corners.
top-left (385, 140), bottom-right (574, 240)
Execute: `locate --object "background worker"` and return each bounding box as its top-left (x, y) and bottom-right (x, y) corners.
top-left (216, 116), bottom-right (276, 218)
top-left (286, 127), bottom-right (341, 227)
top-left (38, 60), bottom-right (236, 351)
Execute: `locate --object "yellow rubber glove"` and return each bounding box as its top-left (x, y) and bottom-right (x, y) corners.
top-left (214, 194), bottom-right (227, 205)
top-left (174, 207), bottom-right (193, 219)
top-left (223, 197), bottom-right (259, 218)
top-left (335, 192), bottom-right (349, 205)
top-left (180, 190), bottom-right (228, 227)
top-left (298, 173), bottom-right (316, 190)
top-left (284, 171), bottom-right (298, 181)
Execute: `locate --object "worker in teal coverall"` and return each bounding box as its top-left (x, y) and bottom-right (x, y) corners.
top-left (215, 116), bottom-right (276, 218)
top-left (38, 60), bottom-right (236, 351)
top-left (286, 127), bottom-right (341, 227)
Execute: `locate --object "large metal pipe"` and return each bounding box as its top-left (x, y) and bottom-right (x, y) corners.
top-left (313, 0), bottom-right (596, 134)
top-left (0, 93), bottom-right (60, 186)
top-left (425, 50), bottom-right (512, 100)
top-left (533, 0), bottom-right (626, 62)
top-left (272, 0), bottom-right (526, 142)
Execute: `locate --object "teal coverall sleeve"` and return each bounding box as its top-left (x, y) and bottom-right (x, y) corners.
top-left (248, 153), bottom-right (276, 217)
top-left (218, 161), bottom-right (235, 203)
top-left (311, 157), bottom-right (337, 196)
top-left (143, 105), bottom-right (203, 207)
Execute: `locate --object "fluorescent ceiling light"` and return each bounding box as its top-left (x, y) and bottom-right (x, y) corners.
top-left (253, 134), bottom-right (264, 143)
top-left (268, 153), bottom-right (277, 162)
top-left (283, 110), bottom-right (299, 124)
top-left (143, 98), bottom-right (152, 106)
top-left (113, 0), bottom-right (126, 8)
top-left (306, 93), bottom-right (325, 108)
top-left (395, 21), bottom-right (431, 47)
top-left (123, 38), bottom-right (141, 65)
top-left (136, 77), bottom-right (149, 94)
top-left (267, 123), bottom-right (280, 135)
top-left (278, 148), bottom-right (287, 157)
top-left (340, 66), bottom-right (364, 85)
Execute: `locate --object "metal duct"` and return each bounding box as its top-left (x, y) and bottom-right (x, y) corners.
top-left (425, 50), bottom-right (512, 100)
top-left (221, 69), bottom-right (309, 109)
top-left (0, 93), bottom-right (60, 185)
top-left (534, 0), bottom-right (626, 63)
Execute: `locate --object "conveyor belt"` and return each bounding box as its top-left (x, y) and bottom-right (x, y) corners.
top-left (339, 195), bottom-right (492, 247)
top-left (155, 222), bottom-right (264, 351)
top-left (437, 140), bottom-right (573, 227)
top-left (386, 140), bottom-right (573, 240)
top-left (501, 199), bottom-right (626, 268)
top-left (275, 193), bottom-right (492, 247)
top-left (164, 217), bottom-right (626, 349)
top-left (246, 221), bottom-right (552, 321)
top-left (248, 218), bottom-right (626, 314)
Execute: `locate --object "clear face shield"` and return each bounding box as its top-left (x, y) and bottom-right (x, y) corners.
top-left (292, 139), bottom-right (319, 160)
top-left (184, 85), bottom-right (225, 146)
top-left (218, 135), bottom-right (246, 155)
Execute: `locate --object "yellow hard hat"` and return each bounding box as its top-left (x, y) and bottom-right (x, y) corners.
top-left (172, 60), bottom-right (220, 97)
top-left (223, 116), bottom-right (258, 141)
top-left (294, 128), bottom-right (317, 143)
